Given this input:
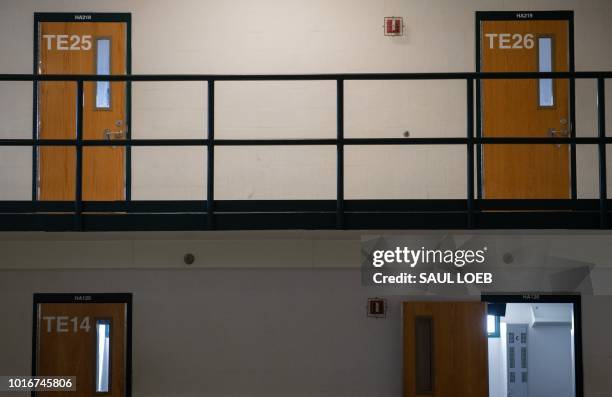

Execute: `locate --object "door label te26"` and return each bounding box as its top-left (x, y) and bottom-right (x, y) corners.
top-left (485, 33), bottom-right (535, 49)
top-left (42, 35), bottom-right (93, 51)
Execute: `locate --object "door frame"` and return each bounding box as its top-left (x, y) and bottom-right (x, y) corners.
top-left (481, 293), bottom-right (583, 397)
top-left (475, 11), bottom-right (576, 200)
top-left (31, 293), bottom-right (133, 397)
top-left (32, 13), bottom-right (133, 202)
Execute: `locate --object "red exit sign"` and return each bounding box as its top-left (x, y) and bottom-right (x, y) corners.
top-left (384, 17), bottom-right (403, 36)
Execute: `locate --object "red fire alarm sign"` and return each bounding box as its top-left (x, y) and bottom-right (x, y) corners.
top-left (384, 17), bottom-right (403, 36)
top-left (367, 298), bottom-right (387, 318)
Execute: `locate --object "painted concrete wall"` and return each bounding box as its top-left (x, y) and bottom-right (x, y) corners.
top-left (0, 0), bottom-right (611, 200)
top-left (529, 325), bottom-right (574, 397)
top-left (488, 322), bottom-right (508, 397)
top-left (0, 232), bottom-right (612, 397)
top-left (0, 269), bottom-right (609, 397)
top-left (0, 269), bottom-right (405, 397)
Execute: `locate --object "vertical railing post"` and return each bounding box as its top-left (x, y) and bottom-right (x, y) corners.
top-left (336, 79), bottom-right (345, 229)
top-left (75, 80), bottom-right (84, 231)
top-left (467, 78), bottom-right (475, 228)
top-left (570, 76), bottom-right (578, 200)
top-left (597, 78), bottom-right (607, 228)
top-left (207, 80), bottom-right (215, 230)
top-left (126, 79), bottom-right (132, 203)
top-left (475, 78), bottom-right (483, 200)
top-left (32, 79), bottom-right (38, 202)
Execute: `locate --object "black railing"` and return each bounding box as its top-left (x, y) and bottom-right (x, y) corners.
top-left (0, 71), bottom-right (610, 231)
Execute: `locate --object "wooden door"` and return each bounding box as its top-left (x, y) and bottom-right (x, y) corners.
top-left (481, 20), bottom-right (570, 198)
top-left (403, 302), bottom-right (489, 397)
top-left (38, 21), bottom-right (126, 201)
top-left (36, 302), bottom-right (127, 397)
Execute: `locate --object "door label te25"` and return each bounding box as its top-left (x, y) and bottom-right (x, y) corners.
top-left (42, 35), bottom-right (93, 51)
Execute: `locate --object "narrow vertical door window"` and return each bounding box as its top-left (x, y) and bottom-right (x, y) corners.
top-left (538, 37), bottom-right (554, 107)
top-left (414, 317), bottom-right (433, 394)
top-left (95, 319), bottom-right (111, 393)
top-left (96, 39), bottom-right (111, 109)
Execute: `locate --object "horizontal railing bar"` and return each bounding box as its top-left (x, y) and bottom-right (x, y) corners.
top-left (217, 200), bottom-right (337, 212)
top-left (0, 211), bottom-right (605, 231)
top-left (475, 199), bottom-right (600, 211)
top-left (0, 72), bottom-right (610, 82)
top-left (0, 137), bottom-right (609, 146)
top-left (215, 139), bottom-right (335, 145)
top-left (0, 199), bottom-right (606, 213)
top-left (345, 137), bottom-right (608, 145)
top-left (0, 139), bottom-right (210, 146)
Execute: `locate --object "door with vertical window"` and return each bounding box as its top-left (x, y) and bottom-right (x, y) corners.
top-left (37, 14), bottom-right (128, 201)
top-left (403, 302), bottom-right (489, 397)
top-left (34, 294), bottom-right (131, 397)
top-left (480, 14), bottom-right (571, 198)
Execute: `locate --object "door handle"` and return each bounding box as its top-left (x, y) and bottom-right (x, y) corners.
top-left (103, 129), bottom-right (125, 140)
top-left (547, 128), bottom-right (569, 138)
top-left (547, 128), bottom-right (569, 148)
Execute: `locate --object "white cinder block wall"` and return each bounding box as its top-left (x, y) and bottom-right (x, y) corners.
top-left (0, 0), bottom-right (611, 199)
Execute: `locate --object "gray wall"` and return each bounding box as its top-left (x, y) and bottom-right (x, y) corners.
top-left (488, 327), bottom-right (508, 397)
top-left (529, 325), bottom-right (574, 397)
top-left (0, 268), bottom-right (404, 397)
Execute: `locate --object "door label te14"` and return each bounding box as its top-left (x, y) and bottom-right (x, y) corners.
top-left (42, 316), bottom-right (91, 333)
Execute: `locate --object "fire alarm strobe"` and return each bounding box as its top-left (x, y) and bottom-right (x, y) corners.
top-left (367, 298), bottom-right (387, 318)
top-left (384, 17), bottom-right (403, 36)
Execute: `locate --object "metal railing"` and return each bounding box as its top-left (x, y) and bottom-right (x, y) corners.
top-left (0, 71), bottom-right (610, 231)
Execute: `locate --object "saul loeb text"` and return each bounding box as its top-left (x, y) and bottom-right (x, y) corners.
top-left (372, 272), bottom-right (494, 285)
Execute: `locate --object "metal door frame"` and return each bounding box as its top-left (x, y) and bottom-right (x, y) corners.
top-left (482, 293), bottom-right (582, 397)
top-left (33, 13), bottom-right (133, 201)
top-left (475, 11), bottom-right (576, 199)
top-left (32, 293), bottom-right (132, 397)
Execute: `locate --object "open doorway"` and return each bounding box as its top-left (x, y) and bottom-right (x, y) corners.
top-left (402, 296), bottom-right (582, 397)
top-left (484, 295), bottom-right (581, 397)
